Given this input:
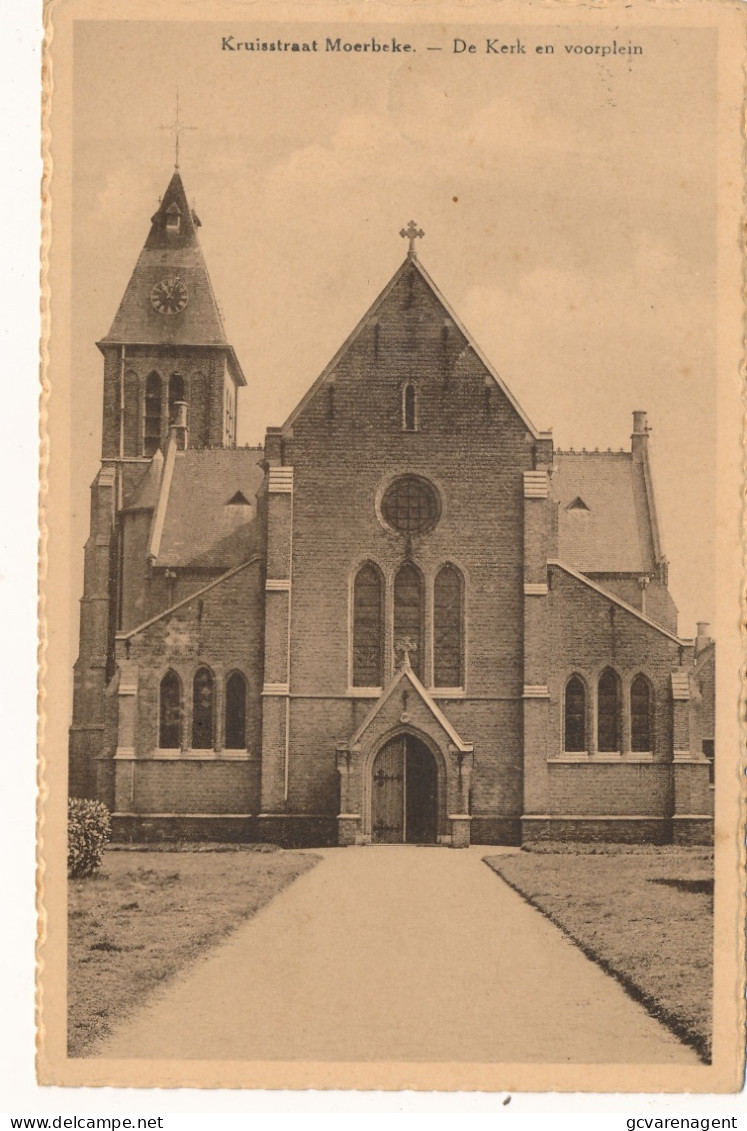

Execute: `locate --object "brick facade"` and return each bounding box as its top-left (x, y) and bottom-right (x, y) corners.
top-left (69, 171), bottom-right (715, 847)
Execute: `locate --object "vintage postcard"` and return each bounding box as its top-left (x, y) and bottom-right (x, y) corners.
top-left (38, 0), bottom-right (745, 1093)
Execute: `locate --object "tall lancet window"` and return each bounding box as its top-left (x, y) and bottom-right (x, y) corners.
top-left (564, 675), bottom-right (586, 752)
top-left (224, 671), bottom-right (247, 750)
top-left (394, 562), bottom-right (424, 680)
top-left (169, 372), bottom-right (185, 424)
top-left (159, 670), bottom-right (182, 750)
top-left (597, 668), bottom-right (622, 752)
top-left (403, 383), bottom-right (417, 432)
top-left (352, 564), bottom-right (384, 687)
top-left (630, 674), bottom-right (653, 752)
top-left (144, 372), bottom-right (162, 457)
top-left (123, 370), bottom-right (139, 456)
top-left (434, 564), bottom-right (463, 687)
top-left (192, 666), bottom-right (214, 750)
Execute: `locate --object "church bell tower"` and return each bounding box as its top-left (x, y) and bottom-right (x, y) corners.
top-left (69, 161), bottom-right (246, 800)
top-left (97, 168), bottom-right (246, 488)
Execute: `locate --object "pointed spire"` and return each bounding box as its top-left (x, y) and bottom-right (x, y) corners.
top-left (97, 169), bottom-right (244, 384)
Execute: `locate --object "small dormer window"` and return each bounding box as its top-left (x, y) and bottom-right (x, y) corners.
top-left (225, 490), bottom-right (252, 522)
top-left (165, 203), bottom-right (181, 233)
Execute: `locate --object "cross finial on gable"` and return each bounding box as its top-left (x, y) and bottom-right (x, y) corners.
top-left (400, 220), bottom-right (425, 258)
top-left (159, 90), bottom-right (197, 171)
top-left (395, 636), bottom-right (418, 669)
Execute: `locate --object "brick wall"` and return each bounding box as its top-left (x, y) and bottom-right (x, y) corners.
top-left (111, 561), bottom-right (265, 817)
top-left (268, 263), bottom-right (535, 832)
top-left (100, 345), bottom-right (233, 460)
top-left (531, 564), bottom-right (685, 821)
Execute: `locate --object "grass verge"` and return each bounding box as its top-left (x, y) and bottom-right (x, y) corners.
top-left (484, 845), bottom-right (713, 1062)
top-left (68, 845), bottom-right (319, 1056)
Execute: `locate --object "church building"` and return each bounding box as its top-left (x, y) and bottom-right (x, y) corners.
top-left (68, 168), bottom-right (715, 847)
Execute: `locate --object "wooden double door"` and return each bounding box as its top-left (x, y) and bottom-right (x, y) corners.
top-left (371, 734), bottom-right (438, 844)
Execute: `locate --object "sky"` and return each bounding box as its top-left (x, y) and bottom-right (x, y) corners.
top-left (69, 19), bottom-right (718, 642)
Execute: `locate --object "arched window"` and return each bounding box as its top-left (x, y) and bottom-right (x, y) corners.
top-left (144, 372), bottom-right (162, 458)
top-left (381, 475), bottom-right (440, 536)
top-left (168, 372), bottom-right (185, 423)
top-left (123, 370), bottom-right (139, 456)
top-left (403, 383), bottom-right (417, 431)
top-left (353, 564), bottom-right (384, 687)
top-left (394, 562), bottom-right (424, 680)
top-left (224, 671), bottom-right (247, 749)
top-left (434, 564), bottom-right (463, 687)
top-left (159, 669), bottom-right (181, 749)
top-left (192, 666), bottom-right (214, 749)
top-left (630, 674), bottom-right (653, 752)
top-left (597, 668), bottom-right (621, 752)
top-left (564, 675), bottom-right (586, 752)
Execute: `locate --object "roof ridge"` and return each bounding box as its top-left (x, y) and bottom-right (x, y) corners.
top-left (548, 559), bottom-right (685, 644)
top-left (281, 254), bottom-right (545, 439)
top-left (347, 663), bottom-right (473, 752)
top-left (116, 555), bottom-right (262, 641)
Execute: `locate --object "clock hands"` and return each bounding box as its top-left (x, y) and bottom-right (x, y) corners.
top-left (150, 277), bottom-right (188, 315)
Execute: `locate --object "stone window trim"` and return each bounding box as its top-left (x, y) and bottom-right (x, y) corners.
top-left (374, 470), bottom-right (448, 540)
top-left (630, 671), bottom-right (655, 754)
top-left (351, 561), bottom-right (385, 690)
top-left (122, 368), bottom-right (141, 458)
top-left (394, 560), bottom-right (426, 680)
top-left (597, 667), bottom-right (623, 753)
top-left (347, 556), bottom-right (468, 692)
top-left (153, 660), bottom-right (252, 757)
top-left (554, 666), bottom-right (658, 760)
top-left (433, 562), bottom-right (465, 691)
top-left (379, 474), bottom-right (441, 537)
top-left (192, 665), bottom-right (216, 750)
top-left (224, 668), bottom-right (249, 751)
top-left (563, 673), bottom-right (588, 754)
top-left (157, 668), bottom-right (182, 751)
top-left (139, 368), bottom-right (197, 457)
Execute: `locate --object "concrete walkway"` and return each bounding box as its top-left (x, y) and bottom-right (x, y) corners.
top-left (97, 846), bottom-right (698, 1063)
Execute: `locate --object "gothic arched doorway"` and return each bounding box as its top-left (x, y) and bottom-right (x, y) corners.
top-left (371, 733), bottom-right (438, 844)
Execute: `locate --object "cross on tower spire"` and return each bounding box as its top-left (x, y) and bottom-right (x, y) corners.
top-left (159, 90), bottom-right (196, 171)
top-left (400, 220), bottom-right (425, 257)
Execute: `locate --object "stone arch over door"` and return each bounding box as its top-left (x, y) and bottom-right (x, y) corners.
top-left (363, 726), bottom-right (447, 844)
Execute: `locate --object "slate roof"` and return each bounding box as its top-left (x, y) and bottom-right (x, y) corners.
top-left (149, 447), bottom-right (265, 569)
top-left (123, 449), bottom-right (163, 512)
top-left (99, 171), bottom-right (246, 384)
top-left (552, 450), bottom-right (658, 575)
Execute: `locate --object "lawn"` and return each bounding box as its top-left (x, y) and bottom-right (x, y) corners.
top-left (484, 844), bottom-right (713, 1062)
top-left (68, 845), bottom-right (319, 1056)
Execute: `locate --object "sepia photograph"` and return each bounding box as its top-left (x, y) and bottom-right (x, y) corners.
top-left (37, 0), bottom-right (744, 1095)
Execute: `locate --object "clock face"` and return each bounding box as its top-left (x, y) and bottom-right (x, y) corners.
top-left (150, 277), bottom-right (189, 315)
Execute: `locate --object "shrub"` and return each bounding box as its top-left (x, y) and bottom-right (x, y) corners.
top-left (68, 799), bottom-right (112, 878)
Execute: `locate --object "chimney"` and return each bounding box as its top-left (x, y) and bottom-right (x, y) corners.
top-left (695, 621), bottom-right (711, 654)
top-left (264, 427), bottom-right (283, 466)
top-left (170, 400), bottom-right (189, 451)
top-left (631, 410), bottom-right (649, 456)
